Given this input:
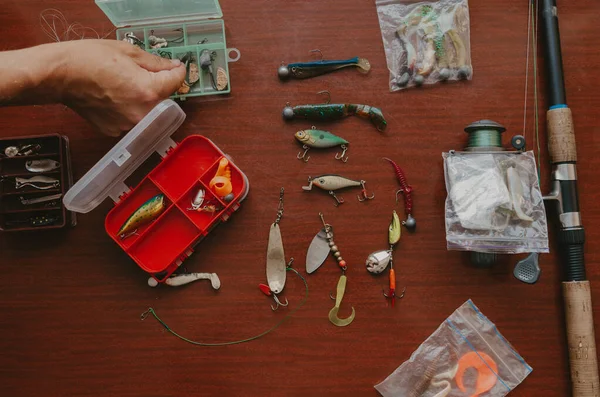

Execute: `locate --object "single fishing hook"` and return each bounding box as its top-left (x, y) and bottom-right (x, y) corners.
top-left (317, 90), bottom-right (331, 104)
top-left (334, 144), bottom-right (349, 163)
top-left (309, 49), bottom-right (324, 60)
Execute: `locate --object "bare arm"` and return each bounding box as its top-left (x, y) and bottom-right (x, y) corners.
top-left (0, 40), bottom-right (185, 136)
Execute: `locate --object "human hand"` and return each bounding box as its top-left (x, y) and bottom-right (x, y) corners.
top-left (56, 40), bottom-right (185, 136)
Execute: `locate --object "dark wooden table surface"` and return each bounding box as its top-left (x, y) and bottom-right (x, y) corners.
top-left (1, 1), bottom-right (599, 396)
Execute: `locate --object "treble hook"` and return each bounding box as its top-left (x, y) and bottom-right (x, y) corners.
top-left (334, 144), bottom-right (349, 163)
top-left (317, 90), bottom-right (331, 104)
top-left (309, 49), bottom-right (324, 60)
top-left (328, 275), bottom-right (355, 327)
top-left (271, 294), bottom-right (289, 311)
top-left (297, 145), bottom-right (310, 162)
top-left (357, 180), bottom-right (375, 202)
top-left (329, 190), bottom-right (345, 206)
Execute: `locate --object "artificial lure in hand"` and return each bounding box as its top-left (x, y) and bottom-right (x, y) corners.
top-left (295, 127), bottom-right (349, 163)
top-left (278, 50), bottom-right (370, 80)
top-left (117, 194), bottom-right (166, 239)
top-left (302, 174), bottom-right (374, 206)
top-left (282, 91), bottom-right (387, 132)
top-left (259, 188), bottom-right (294, 311)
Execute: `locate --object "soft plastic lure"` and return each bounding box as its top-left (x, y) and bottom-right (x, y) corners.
top-left (384, 157), bottom-right (416, 230)
top-left (283, 91), bottom-right (387, 132)
top-left (295, 127), bottom-right (349, 163)
top-left (278, 51), bottom-right (370, 80)
top-left (118, 194), bottom-right (165, 238)
top-left (302, 174), bottom-right (374, 206)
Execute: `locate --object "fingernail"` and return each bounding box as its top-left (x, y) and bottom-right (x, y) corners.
top-left (171, 59), bottom-right (181, 66)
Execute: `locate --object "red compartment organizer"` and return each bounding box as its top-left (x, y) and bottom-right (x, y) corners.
top-left (64, 100), bottom-right (249, 282)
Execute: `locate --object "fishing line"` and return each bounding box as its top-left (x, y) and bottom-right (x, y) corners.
top-left (140, 267), bottom-right (309, 346)
top-left (39, 8), bottom-right (115, 43)
top-left (523, 0), bottom-right (541, 182)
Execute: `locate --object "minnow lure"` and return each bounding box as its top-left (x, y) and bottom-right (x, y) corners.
top-left (15, 176), bottom-right (60, 190)
top-left (117, 194), bottom-right (165, 239)
top-left (302, 174), bottom-right (374, 206)
top-left (295, 127), bottom-right (349, 163)
top-left (25, 159), bottom-right (60, 173)
top-left (315, 213), bottom-right (355, 327)
top-left (283, 91), bottom-right (387, 132)
top-left (278, 50), bottom-right (370, 80)
top-left (20, 193), bottom-right (62, 206)
top-left (259, 188), bottom-right (294, 311)
top-left (384, 157), bottom-right (415, 230)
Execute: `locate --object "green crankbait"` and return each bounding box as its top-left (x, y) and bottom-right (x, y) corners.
top-left (295, 127), bottom-right (349, 163)
top-left (283, 91), bottom-right (387, 132)
top-left (118, 194), bottom-right (166, 238)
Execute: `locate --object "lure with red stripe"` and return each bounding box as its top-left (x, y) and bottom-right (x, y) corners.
top-left (383, 157), bottom-right (416, 230)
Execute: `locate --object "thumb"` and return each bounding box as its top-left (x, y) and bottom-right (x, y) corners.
top-left (134, 50), bottom-right (183, 72)
top-left (148, 66), bottom-right (186, 98)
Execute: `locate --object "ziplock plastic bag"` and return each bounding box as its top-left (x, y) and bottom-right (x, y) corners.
top-left (376, 0), bottom-right (472, 91)
top-left (443, 151), bottom-right (549, 254)
top-left (375, 300), bottom-right (532, 397)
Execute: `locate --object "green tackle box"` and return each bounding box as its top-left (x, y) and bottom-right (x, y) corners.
top-left (95, 0), bottom-right (241, 100)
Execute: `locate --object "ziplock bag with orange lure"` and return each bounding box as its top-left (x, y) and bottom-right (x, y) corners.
top-left (375, 300), bottom-right (532, 397)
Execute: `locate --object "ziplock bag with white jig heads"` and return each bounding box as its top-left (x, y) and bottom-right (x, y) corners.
top-left (375, 300), bottom-right (532, 397)
top-left (443, 151), bottom-right (549, 254)
top-left (375, 0), bottom-right (472, 91)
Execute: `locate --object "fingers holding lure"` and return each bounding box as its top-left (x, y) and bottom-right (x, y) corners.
top-left (283, 91), bottom-right (387, 132)
top-left (294, 127), bottom-right (349, 163)
top-left (278, 49), bottom-right (370, 80)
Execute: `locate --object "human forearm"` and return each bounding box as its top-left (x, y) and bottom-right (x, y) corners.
top-left (0, 42), bottom-right (68, 106)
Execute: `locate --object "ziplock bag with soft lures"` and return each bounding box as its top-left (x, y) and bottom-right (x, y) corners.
top-left (375, 300), bottom-right (532, 397)
top-left (443, 150), bottom-right (549, 255)
top-left (375, 0), bottom-right (472, 91)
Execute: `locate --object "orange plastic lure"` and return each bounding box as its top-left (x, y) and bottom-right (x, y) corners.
top-left (455, 351), bottom-right (499, 397)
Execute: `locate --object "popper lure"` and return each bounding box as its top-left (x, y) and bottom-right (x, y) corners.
top-left (278, 50), bottom-right (370, 80)
top-left (302, 174), bottom-right (374, 206)
top-left (283, 91), bottom-right (387, 132)
top-left (117, 194), bottom-right (166, 239)
top-left (259, 188), bottom-right (294, 311)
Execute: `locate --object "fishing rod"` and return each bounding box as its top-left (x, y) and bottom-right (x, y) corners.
top-left (540, 0), bottom-right (600, 395)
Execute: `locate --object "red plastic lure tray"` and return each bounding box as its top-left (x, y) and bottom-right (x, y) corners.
top-left (104, 135), bottom-right (248, 281)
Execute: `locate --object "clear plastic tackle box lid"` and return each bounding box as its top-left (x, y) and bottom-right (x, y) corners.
top-left (63, 100), bottom-right (186, 213)
top-left (95, 0), bottom-right (223, 28)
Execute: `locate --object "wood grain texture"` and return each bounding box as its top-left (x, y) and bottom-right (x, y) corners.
top-left (1, 0), bottom-right (599, 396)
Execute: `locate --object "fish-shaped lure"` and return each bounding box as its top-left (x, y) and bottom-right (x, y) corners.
top-left (278, 54), bottom-right (370, 80)
top-left (25, 159), bottom-right (60, 173)
top-left (302, 174), bottom-right (374, 206)
top-left (118, 194), bottom-right (166, 238)
top-left (283, 93), bottom-right (387, 132)
top-left (295, 127), bottom-right (349, 163)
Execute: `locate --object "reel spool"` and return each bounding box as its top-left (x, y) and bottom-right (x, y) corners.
top-left (462, 120), bottom-right (525, 268)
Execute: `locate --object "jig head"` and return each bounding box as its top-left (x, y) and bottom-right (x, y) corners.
top-left (283, 91), bottom-right (387, 132)
top-left (328, 274), bottom-right (356, 327)
top-left (278, 49), bottom-right (370, 80)
top-left (294, 127), bottom-right (350, 163)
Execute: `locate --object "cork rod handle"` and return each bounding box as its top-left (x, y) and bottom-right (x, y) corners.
top-left (563, 281), bottom-right (600, 397)
top-left (547, 107), bottom-right (577, 163)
